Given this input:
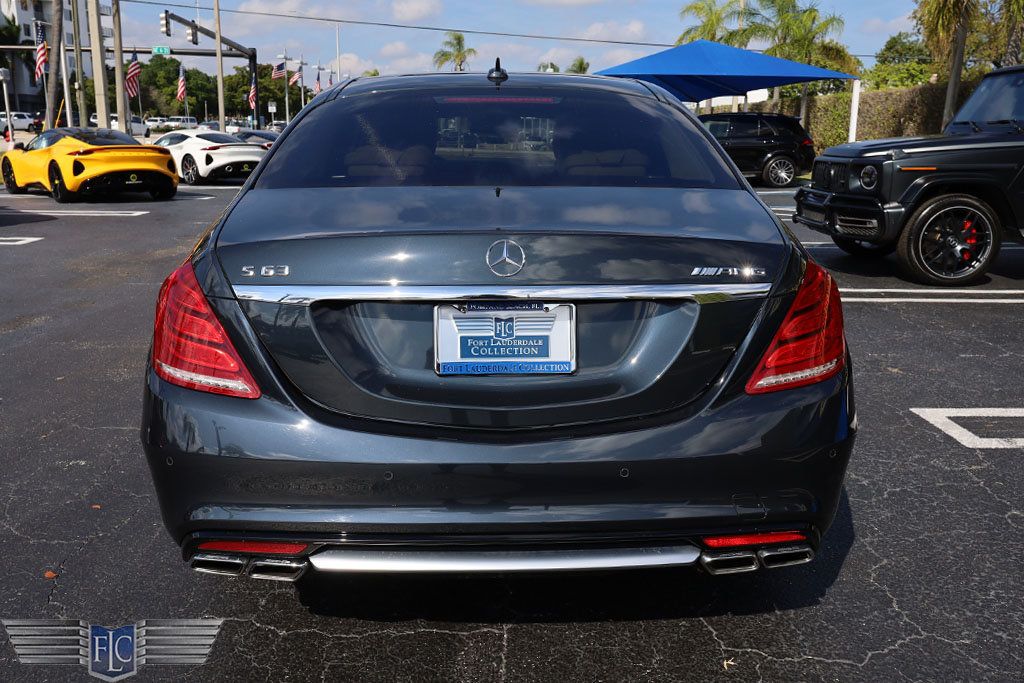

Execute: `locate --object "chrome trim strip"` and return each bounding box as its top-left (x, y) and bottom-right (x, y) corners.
top-left (308, 544), bottom-right (701, 573)
top-left (863, 141), bottom-right (1024, 158)
top-left (233, 283), bottom-right (773, 305)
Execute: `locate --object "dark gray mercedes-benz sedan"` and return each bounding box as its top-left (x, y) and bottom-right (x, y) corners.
top-left (142, 69), bottom-right (855, 583)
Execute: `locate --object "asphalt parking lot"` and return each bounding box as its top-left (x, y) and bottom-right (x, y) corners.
top-left (1, 183), bottom-right (1022, 682)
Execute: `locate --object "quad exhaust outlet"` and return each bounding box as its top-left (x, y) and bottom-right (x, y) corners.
top-left (699, 544), bottom-right (814, 575)
top-left (190, 553), bottom-right (308, 582)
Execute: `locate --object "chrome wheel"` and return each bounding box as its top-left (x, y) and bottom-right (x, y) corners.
top-left (916, 205), bottom-right (993, 280)
top-left (182, 156), bottom-right (200, 185)
top-left (766, 157), bottom-right (795, 187)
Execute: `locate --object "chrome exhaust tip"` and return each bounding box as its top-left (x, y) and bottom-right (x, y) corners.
top-left (190, 553), bottom-right (247, 577)
top-left (757, 544), bottom-right (815, 569)
top-left (247, 557), bottom-right (308, 582)
top-left (699, 550), bottom-right (759, 575)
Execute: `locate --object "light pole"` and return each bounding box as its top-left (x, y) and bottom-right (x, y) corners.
top-left (277, 51), bottom-right (290, 124)
top-left (69, 0), bottom-right (87, 123)
top-left (213, 0), bottom-right (226, 131)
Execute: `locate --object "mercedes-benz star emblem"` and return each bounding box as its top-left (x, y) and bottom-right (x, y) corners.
top-left (485, 239), bottom-right (526, 277)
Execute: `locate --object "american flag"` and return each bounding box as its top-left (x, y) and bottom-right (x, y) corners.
top-left (328, 71), bottom-right (333, 87)
top-left (33, 22), bottom-right (47, 81)
top-left (247, 73), bottom-right (257, 110)
top-left (288, 68), bottom-right (301, 86)
top-left (176, 65), bottom-right (187, 102)
top-left (125, 51), bottom-right (142, 98)
top-left (271, 62), bottom-right (286, 79)
top-left (313, 70), bottom-right (321, 95)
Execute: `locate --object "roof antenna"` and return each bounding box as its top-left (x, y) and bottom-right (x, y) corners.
top-left (487, 58), bottom-right (508, 87)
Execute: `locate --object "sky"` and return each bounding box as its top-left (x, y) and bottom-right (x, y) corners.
top-left (116, 0), bottom-right (920, 78)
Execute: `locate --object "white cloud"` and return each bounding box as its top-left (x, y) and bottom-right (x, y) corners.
top-left (379, 41), bottom-right (410, 58)
top-left (538, 47), bottom-right (578, 69)
top-left (392, 0), bottom-right (442, 21)
top-left (384, 53), bottom-right (435, 74)
top-left (594, 47), bottom-right (648, 71)
top-left (860, 14), bottom-right (914, 35)
top-left (329, 53), bottom-right (377, 79)
top-left (581, 20), bottom-right (646, 42)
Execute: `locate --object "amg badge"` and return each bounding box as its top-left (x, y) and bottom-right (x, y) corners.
top-left (691, 266), bottom-right (767, 277)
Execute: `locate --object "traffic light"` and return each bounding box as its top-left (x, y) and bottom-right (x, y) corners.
top-left (160, 11), bottom-right (171, 37)
top-left (186, 22), bottom-right (199, 45)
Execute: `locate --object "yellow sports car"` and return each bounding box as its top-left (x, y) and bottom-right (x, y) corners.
top-left (1, 127), bottom-right (178, 202)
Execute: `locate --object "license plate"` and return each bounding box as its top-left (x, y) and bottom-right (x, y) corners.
top-left (801, 207), bottom-right (826, 223)
top-left (434, 302), bottom-right (576, 375)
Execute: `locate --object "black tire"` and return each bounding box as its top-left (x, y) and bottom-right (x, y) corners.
top-left (762, 155), bottom-right (797, 188)
top-left (896, 193), bottom-right (1002, 286)
top-left (831, 235), bottom-right (897, 258)
top-left (149, 177), bottom-right (177, 200)
top-left (181, 155), bottom-right (203, 185)
top-left (48, 163), bottom-right (77, 204)
top-left (2, 158), bottom-right (26, 194)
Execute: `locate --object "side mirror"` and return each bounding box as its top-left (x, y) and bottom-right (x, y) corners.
top-left (13, 142), bottom-right (25, 151)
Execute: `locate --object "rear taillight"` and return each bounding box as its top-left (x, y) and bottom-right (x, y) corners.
top-left (200, 145), bottom-right (223, 151)
top-left (746, 261), bottom-right (844, 394)
top-left (801, 137), bottom-right (814, 146)
top-left (152, 262), bottom-right (261, 399)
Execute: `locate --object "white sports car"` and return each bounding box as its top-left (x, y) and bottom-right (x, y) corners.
top-left (152, 130), bottom-right (266, 185)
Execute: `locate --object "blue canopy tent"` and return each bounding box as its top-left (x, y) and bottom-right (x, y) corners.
top-left (597, 40), bottom-right (862, 140)
top-left (597, 39), bottom-right (854, 102)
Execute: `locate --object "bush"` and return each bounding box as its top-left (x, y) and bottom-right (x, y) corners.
top-left (713, 79), bottom-right (980, 153)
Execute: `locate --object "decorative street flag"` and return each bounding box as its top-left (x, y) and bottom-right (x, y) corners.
top-left (33, 23), bottom-right (47, 80)
top-left (288, 68), bottom-right (301, 86)
top-left (248, 73), bottom-right (257, 110)
top-left (176, 65), bottom-right (187, 102)
top-left (313, 70), bottom-right (321, 95)
top-left (125, 51), bottom-right (142, 98)
top-left (271, 62), bottom-right (286, 79)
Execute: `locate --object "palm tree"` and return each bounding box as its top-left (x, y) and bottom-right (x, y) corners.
top-left (677, 0), bottom-right (742, 45)
top-left (433, 32), bottom-right (477, 72)
top-left (537, 61), bottom-right (560, 73)
top-left (362, 68), bottom-right (380, 77)
top-left (566, 56), bottom-right (590, 74)
top-left (788, 5), bottom-right (844, 124)
top-left (1003, 0), bottom-right (1024, 66)
top-left (729, 0), bottom-right (802, 107)
top-left (915, 1), bottom-right (978, 128)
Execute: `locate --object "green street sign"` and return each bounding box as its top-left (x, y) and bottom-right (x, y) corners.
top-left (152, 46), bottom-right (171, 56)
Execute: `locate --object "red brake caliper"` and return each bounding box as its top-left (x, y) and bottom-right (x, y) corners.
top-left (962, 218), bottom-right (976, 261)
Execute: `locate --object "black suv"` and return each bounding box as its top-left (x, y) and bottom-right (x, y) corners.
top-left (699, 112), bottom-right (815, 187)
top-left (795, 66), bottom-right (1024, 285)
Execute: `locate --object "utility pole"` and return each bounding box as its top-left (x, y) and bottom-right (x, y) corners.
top-left (731, 0), bottom-right (745, 113)
top-left (111, 0), bottom-right (128, 133)
top-left (70, 0), bottom-right (87, 123)
top-left (213, 0), bottom-right (225, 131)
top-left (86, 0), bottom-right (109, 128)
top-left (335, 24), bottom-right (341, 78)
top-left (299, 54), bottom-right (306, 107)
top-left (60, 34), bottom-right (73, 125)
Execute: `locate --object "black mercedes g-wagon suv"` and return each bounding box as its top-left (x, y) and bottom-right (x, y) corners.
top-left (795, 65), bottom-right (1024, 285)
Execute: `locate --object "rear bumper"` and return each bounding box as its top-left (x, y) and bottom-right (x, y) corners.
top-left (75, 169), bottom-right (176, 194)
top-left (794, 187), bottom-right (904, 243)
top-left (202, 158), bottom-right (260, 178)
top-left (142, 358), bottom-right (856, 571)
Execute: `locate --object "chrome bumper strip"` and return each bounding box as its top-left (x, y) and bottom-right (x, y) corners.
top-left (308, 544), bottom-right (701, 573)
top-left (232, 283), bottom-right (773, 306)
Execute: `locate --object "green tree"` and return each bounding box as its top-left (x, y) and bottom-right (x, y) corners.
top-left (566, 56), bottom-right (590, 74)
top-left (914, 0), bottom-right (978, 125)
top-left (537, 61), bottom-right (560, 72)
top-left (863, 32), bottom-right (932, 89)
top-left (361, 68), bottom-right (380, 77)
top-left (0, 18), bottom-right (29, 111)
top-left (677, 0), bottom-right (742, 44)
top-left (433, 31), bottom-right (477, 71)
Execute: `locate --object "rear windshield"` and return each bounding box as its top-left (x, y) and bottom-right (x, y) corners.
top-left (197, 133), bottom-right (241, 144)
top-left (66, 129), bottom-right (139, 145)
top-left (255, 87), bottom-right (738, 189)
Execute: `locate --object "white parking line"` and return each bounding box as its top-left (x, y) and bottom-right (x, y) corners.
top-left (0, 236), bottom-right (42, 246)
top-left (0, 208), bottom-right (149, 217)
top-left (840, 288), bottom-right (1024, 294)
top-left (911, 408), bottom-right (1024, 448)
top-left (843, 298), bottom-right (1024, 303)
